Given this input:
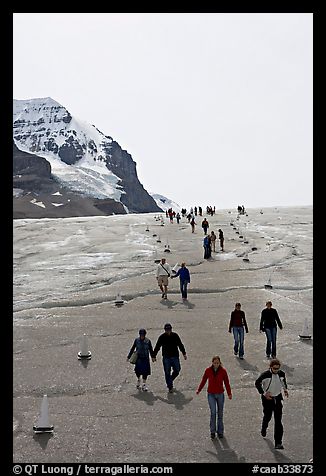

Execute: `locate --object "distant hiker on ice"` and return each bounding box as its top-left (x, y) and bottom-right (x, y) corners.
top-left (203, 234), bottom-right (211, 259)
top-left (190, 216), bottom-right (196, 233)
top-left (202, 218), bottom-right (209, 234)
top-left (156, 257), bottom-right (171, 299)
top-left (218, 229), bottom-right (224, 251)
top-left (210, 231), bottom-right (217, 252)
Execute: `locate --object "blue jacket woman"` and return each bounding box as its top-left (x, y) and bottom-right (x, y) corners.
top-left (127, 329), bottom-right (155, 391)
top-left (172, 262), bottom-right (191, 300)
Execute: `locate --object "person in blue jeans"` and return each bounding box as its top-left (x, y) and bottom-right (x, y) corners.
top-left (259, 301), bottom-right (283, 359)
top-left (171, 262), bottom-right (191, 300)
top-left (228, 302), bottom-right (249, 359)
top-left (196, 356), bottom-right (232, 439)
top-left (153, 323), bottom-right (187, 393)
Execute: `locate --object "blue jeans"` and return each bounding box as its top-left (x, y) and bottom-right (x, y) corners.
top-left (265, 327), bottom-right (277, 357)
top-left (163, 356), bottom-right (181, 389)
top-left (208, 393), bottom-right (225, 435)
top-left (232, 327), bottom-right (245, 357)
top-left (180, 280), bottom-right (189, 299)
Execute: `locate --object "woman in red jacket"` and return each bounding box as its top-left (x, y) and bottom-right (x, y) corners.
top-left (196, 356), bottom-right (232, 439)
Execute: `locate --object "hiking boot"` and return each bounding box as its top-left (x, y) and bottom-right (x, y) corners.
top-left (161, 292), bottom-right (165, 298)
top-left (168, 387), bottom-right (174, 393)
top-left (210, 433), bottom-right (216, 439)
top-left (234, 351), bottom-right (238, 356)
top-left (218, 433), bottom-right (224, 439)
top-left (261, 428), bottom-right (267, 437)
top-left (239, 356), bottom-right (244, 360)
top-left (275, 443), bottom-right (284, 450)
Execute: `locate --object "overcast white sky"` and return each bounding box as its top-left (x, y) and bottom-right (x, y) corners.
top-left (13, 13), bottom-right (313, 210)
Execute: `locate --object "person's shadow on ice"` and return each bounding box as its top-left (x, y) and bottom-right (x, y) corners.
top-left (160, 298), bottom-right (179, 309)
top-left (263, 439), bottom-right (294, 463)
top-left (207, 437), bottom-right (246, 463)
top-left (131, 391), bottom-right (158, 406)
top-left (182, 300), bottom-right (195, 309)
top-left (236, 359), bottom-right (259, 373)
top-left (156, 390), bottom-right (193, 410)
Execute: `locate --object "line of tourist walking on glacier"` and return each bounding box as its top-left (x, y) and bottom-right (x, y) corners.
top-left (145, 204), bottom-right (290, 450)
top-left (166, 204), bottom-right (217, 223)
top-left (162, 205), bottom-right (226, 258)
top-left (127, 300), bottom-right (287, 450)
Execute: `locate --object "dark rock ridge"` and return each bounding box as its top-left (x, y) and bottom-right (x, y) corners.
top-left (13, 97), bottom-right (162, 217)
top-left (13, 142), bottom-right (126, 219)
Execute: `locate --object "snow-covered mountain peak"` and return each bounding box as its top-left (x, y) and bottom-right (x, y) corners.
top-left (13, 97), bottom-right (162, 214)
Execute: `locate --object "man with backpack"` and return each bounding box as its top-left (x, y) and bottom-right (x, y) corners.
top-left (156, 257), bottom-right (171, 299)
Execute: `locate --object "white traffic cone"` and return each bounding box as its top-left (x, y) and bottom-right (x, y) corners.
top-left (114, 292), bottom-right (124, 306)
top-left (33, 394), bottom-right (54, 433)
top-left (299, 318), bottom-right (312, 339)
top-left (78, 333), bottom-right (92, 360)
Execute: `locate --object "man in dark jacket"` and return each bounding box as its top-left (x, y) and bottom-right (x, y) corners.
top-left (259, 301), bottom-right (283, 359)
top-left (255, 358), bottom-right (288, 449)
top-left (201, 218), bottom-right (209, 234)
top-left (153, 323), bottom-right (187, 393)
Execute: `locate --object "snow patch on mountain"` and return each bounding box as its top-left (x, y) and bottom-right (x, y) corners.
top-left (150, 193), bottom-right (181, 212)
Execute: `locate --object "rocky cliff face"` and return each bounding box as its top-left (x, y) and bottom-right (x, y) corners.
top-left (13, 142), bottom-right (127, 219)
top-left (13, 97), bottom-right (162, 215)
top-left (13, 141), bottom-right (56, 193)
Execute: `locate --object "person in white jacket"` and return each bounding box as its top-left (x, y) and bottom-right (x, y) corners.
top-left (255, 358), bottom-right (288, 449)
top-left (156, 257), bottom-right (171, 299)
